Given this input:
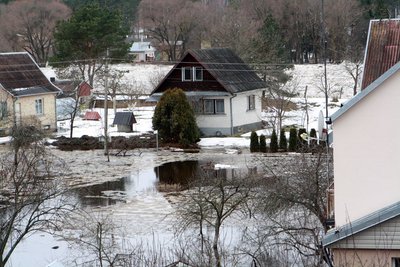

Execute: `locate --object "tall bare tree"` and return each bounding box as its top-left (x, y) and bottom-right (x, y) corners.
top-left (175, 168), bottom-right (259, 267)
top-left (0, 0), bottom-right (71, 66)
top-left (138, 0), bottom-right (203, 61)
top-left (0, 125), bottom-right (72, 267)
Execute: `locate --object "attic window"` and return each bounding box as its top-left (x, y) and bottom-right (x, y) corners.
top-left (181, 67), bottom-right (203, 81)
top-left (182, 67), bottom-right (192, 81)
top-left (194, 67), bottom-right (203, 81)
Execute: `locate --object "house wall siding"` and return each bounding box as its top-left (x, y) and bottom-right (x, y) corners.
top-left (332, 248), bottom-right (400, 267)
top-left (332, 216), bottom-right (400, 249)
top-left (17, 94), bottom-right (57, 130)
top-left (333, 70), bottom-right (400, 227)
top-left (231, 90), bottom-right (263, 129)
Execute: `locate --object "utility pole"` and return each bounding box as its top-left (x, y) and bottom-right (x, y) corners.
top-left (104, 49), bottom-right (110, 161)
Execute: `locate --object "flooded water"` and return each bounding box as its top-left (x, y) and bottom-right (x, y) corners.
top-left (73, 160), bottom-right (255, 207)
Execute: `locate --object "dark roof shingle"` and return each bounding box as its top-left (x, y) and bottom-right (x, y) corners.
top-left (0, 52), bottom-right (60, 96)
top-left (189, 48), bottom-right (266, 93)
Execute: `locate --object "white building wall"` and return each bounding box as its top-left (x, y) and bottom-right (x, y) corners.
top-left (333, 70), bottom-right (400, 227)
top-left (231, 90), bottom-right (263, 128)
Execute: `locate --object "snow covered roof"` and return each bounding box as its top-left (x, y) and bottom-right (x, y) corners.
top-left (130, 41), bottom-right (155, 53)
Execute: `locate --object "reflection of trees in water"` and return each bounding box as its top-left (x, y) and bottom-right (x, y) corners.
top-left (73, 178), bottom-right (126, 207)
top-left (155, 160), bottom-right (259, 189)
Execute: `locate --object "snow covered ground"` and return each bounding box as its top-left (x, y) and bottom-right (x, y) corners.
top-left (7, 63), bottom-right (356, 266)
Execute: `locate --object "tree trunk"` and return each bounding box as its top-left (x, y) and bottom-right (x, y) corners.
top-left (213, 222), bottom-right (221, 267)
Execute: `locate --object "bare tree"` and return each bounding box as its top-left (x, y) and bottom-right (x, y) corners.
top-left (263, 77), bottom-right (299, 134)
top-left (0, 0), bottom-right (71, 65)
top-left (138, 0), bottom-right (203, 61)
top-left (97, 68), bottom-right (126, 114)
top-left (56, 68), bottom-right (91, 138)
top-left (174, 167), bottom-right (259, 267)
top-left (256, 150), bottom-right (333, 265)
top-left (0, 125), bottom-right (72, 267)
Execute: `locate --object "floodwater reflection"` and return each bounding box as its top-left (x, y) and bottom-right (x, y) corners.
top-left (73, 160), bottom-right (257, 207)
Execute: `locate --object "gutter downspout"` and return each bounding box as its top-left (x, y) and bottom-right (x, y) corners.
top-left (229, 93), bottom-right (237, 136)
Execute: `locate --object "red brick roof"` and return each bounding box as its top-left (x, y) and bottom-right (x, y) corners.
top-left (362, 19), bottom-right (400, 90)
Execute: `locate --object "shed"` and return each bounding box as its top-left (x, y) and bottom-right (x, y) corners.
top-left (112, 112), bottom-right (136, 132)
top-left (84, 111), bottom-right (101, 121)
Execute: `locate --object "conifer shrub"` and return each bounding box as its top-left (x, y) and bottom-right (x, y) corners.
top-left (309, 128), bottom-right (317, 149)
top-left (152, 88), bottom-right (200, 147)
top-left (270, 129), bottom-right (278, 153)
top-left (288, 128), bottom-right (297, 152)
top-left (250, 131), bottom-right (259, 152)
top-left (259, 134), bottom-right (267, 153)
top-left (298, 128), bottom-right (307, 151)
top-left (279, 128), bottom-right (287, 151)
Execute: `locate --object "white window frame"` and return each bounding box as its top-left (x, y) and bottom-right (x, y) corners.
top-left (193, 67), bottom-right (203, 81)
top-left (248, 95), bottom-right (255, 110)
top-left (182, 67), bottom-right (192, 81)
top-left (203, 99), bottom-right (224, 114)
top-left (35, 98), bottom-right (43, 115)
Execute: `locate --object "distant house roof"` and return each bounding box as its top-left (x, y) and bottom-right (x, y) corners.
top-left (323, 201), bottom-right (400, 247)
top-left (361, 19), bottom-right (400, 90)
top-left (152, 48), bottom-right (266, 95)
top-left (130, 41), bottom-right (155, 53)
top-left (331, 60), bottom-right (400, 122)
top-left (113, 112), bottom-right (136, 125)
top-left (0, 52), bottom-right (61, 97)
top-left (55, 80), bottom-right (92, 98)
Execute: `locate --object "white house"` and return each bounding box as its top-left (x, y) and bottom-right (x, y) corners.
top-left (150, 48), bottom-right (266, 136)
top-left (323, 19), bottom-right (400, 267)
top-left (129, 41), bottom-right (156, 62)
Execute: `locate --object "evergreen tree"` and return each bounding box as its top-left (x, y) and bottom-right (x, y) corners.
top-left (309, 128), bottom-right (317, 149)
top-left (250, 131), bottom-right (259, 152)
top-left (52, 3), bottom-right (129, 86)
top-left (270, 129), bottom-right (278, 153)
top-left (152, 88), bottom-right (200, 147)
top-left (279, 128), bottom-right (287, 152)
top-left (288, 128), bottom-right (297, 152)
top-left (259, 134), bottom-right (267, 153)
top-left (297, 128), bottom-right (307, 152)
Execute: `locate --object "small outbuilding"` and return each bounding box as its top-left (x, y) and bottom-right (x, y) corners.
top-left (84, 111), bottom-right (101, 121)
top-left (112, 112), bottom-right (136, 132)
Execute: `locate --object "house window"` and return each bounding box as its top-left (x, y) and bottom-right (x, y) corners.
top-left (182, 67), bottom-right (203, 81)
top-left (393, 258), bottom-right (400, 267)
top-left (203, 99), bottom-right (224, 114)
top-left (0, 101), bottom-right (7, 120)
top-left (35, 99), bottom-right (43, 115)
top-left (248, 95), bottom-right (255, 110)
top-left (194, 67), bottom-right (203, 81)
top-left (182, 67), bottom-right (192, 81)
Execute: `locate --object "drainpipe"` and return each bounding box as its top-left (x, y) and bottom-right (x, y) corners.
top-left (229, 94), bottom-right (237, 136)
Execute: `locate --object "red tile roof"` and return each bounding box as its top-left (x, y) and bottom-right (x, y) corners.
top-left (362, 19), bottom-right (400, 90)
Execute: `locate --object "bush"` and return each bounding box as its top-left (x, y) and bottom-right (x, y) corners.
top-left (270, 129), bottom-right (278, 153)
top-left (279, 128), bottom-right (287, 151)
top-left (250, 131), bottom-right (259, 152)
top-left (298, 128), bottom-right (307, 151)
top-left (309, 128), bottom-right (317, 148)
top-left (288, 128), bottom-right (297, 152)
top-left (259, 134), bottom-right (267, 153)
top-left (152, 88), bottom-right (200, 147)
